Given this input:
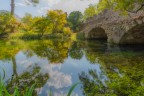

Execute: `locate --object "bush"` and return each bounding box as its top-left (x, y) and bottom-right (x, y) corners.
top-left (0, 11), bottom-right (20, 35)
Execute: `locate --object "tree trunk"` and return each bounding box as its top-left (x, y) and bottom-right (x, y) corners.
top-left (11, 0), bottom-right (15, 15)
top-left (12, 56), bottom-right (19, 85)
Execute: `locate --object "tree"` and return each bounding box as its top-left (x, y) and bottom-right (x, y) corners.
top-left (32, 17), bottom-right (52, 37)
top-left (47, 10), bottom-right (67, 33)
top-left (22, 10), bottom-right (71, 38)
top-left (11, 0), bottom-right (15, 15)
top-left (83, 0), bottom-right (144, 19)
top-left (0, 11), bottom-right (20, 36)
top-left (21, 13), bottom-right (33, 31)
top-left (21, 13), bottom-right (33, 24)
top-left (83, 4), bottom-right (98, 20)
top-left (67, 11), bottom-right (83, 31)
top-left (96, 0), bottom-right (144, 14)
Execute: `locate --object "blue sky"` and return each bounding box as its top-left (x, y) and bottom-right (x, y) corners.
top-left (0, 0), bottom-right (98, 17)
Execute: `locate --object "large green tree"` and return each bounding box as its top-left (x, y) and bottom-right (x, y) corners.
top-left (47, 10), bottom-right (67, 33)
top-left (84, 0), bottom-right (144, 19)
top-left (97, 0), bottom-right (144, 14)
top-left (67, 11), bottom-right (83, 31)
top-left (83, 4), bottom-right (98, 20)
top-left (0, 11), bottom-right (20, 35)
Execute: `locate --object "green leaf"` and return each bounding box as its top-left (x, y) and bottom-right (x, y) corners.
top-left (67, 82), bottom-right (81, 96)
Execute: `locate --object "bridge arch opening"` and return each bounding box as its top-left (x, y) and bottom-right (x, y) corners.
top-left (120, 23), bottom-right (144, 44)
top-left (87, 27), bottom-right (107, 40)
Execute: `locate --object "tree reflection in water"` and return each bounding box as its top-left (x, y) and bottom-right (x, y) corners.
top-left (79, 45), bottom-right (144, 96)
top-left (0, 40), bottom-right (49, 95)
top-left (27, 39), bottom-right (72, 64)
top-left (69, 41), bottom-right (83, 60)
top-left (0, 39), bottom-right (144, 96)
top-left (6, 62), bottom-right (49, 95)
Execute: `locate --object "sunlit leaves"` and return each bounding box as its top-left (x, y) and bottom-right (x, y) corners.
top-left (0, 11), bottom-right (20, 34)
top-left (84, 0), bottom-right (144, 19)
top-left (83, 4), bottom-right (98, 20)
top-left (47, 10), bottom-right (67, 33)
top-left (97, 0), bottom-right (144, 14)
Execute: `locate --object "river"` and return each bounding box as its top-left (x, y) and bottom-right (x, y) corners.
top-left (0, 39), bottom-right (144, 96)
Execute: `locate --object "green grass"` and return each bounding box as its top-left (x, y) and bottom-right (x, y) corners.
top-left (9, 31), bottom-right (72, 41)
top-left (0, 68), bottom-right (35, 96)
top-left (0, 79), bottom-right (36, 96)
top-left (0, 75), bottom-right (80, 96)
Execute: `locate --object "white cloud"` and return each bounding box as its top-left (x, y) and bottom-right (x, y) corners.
top-left (44, 0), bottom-right (61, 7)
top-left (51, 0), bottom-right (98, 14)
top-left (24, 0), bottom-right (33, 5)
top-left (37, 6), bottom-right (49, 14)
top-left (37, 0), bottom-right (98, 15)
top-left (47, 70), bottom-right (72, 89)
top-left (15, 3), bottom-right (27, 7)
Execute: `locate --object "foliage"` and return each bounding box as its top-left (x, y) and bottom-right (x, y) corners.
top-left (0, 11), bottom-right (20, 36)
top-left (20, 10), bottom-right (71, 38)
top-left (83, 4), bottom-right (98, 20)
top-left (67, 11), bottom-right (83, 31)
top-left (0, 3), bottom-right (72, 39)
top-left (0, 80), bottom-right (36, 96)
top-left (67, 82), bottom-right (81, 96)
top-left (0, 69), bottom-right (36, 96)
top-left (21, 13), bottom-right (33, 31)
top-left (47, 10), bottom-right (67, 33)
top-left (63, 27), bottom-right (72, 36)
top-left (79, 49), bottom-right (144, 96)
top-left (32, 17), bottom-right (52, 37)
top-left (97, 0), bottom-right (144, 14)
top-left (83, 0), bottom-right (144, 20)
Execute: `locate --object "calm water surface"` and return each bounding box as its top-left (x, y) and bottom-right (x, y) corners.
top-left (0, 39), bottom-right (144, 96)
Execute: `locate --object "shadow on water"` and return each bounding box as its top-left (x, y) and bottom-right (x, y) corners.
top-left (119, 44), bottom-right (144, 52)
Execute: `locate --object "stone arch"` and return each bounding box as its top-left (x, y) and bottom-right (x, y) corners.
top-left (87, 27), bottom-right (107, 40)
top-left (120, 23), bottom-right (144, 44)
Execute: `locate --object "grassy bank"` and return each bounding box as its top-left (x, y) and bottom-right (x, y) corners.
top-left (8, 30), bottom-right (73, 40)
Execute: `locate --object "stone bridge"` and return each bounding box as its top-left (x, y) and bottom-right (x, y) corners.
top-left (80, 10), bottom-right (144, 44)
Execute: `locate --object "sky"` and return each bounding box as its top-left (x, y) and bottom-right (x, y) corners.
top-left (0, 0), bottom-right (98, 17)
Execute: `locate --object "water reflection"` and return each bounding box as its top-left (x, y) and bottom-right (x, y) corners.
top-left (25, 40), bottom-right (72, 64)
top-left (79, 42), bottom-right (144, 96)
top-left (0, 39), bottom-right (144, 96)
top-left (69, 41), bottom-right (83, 60)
